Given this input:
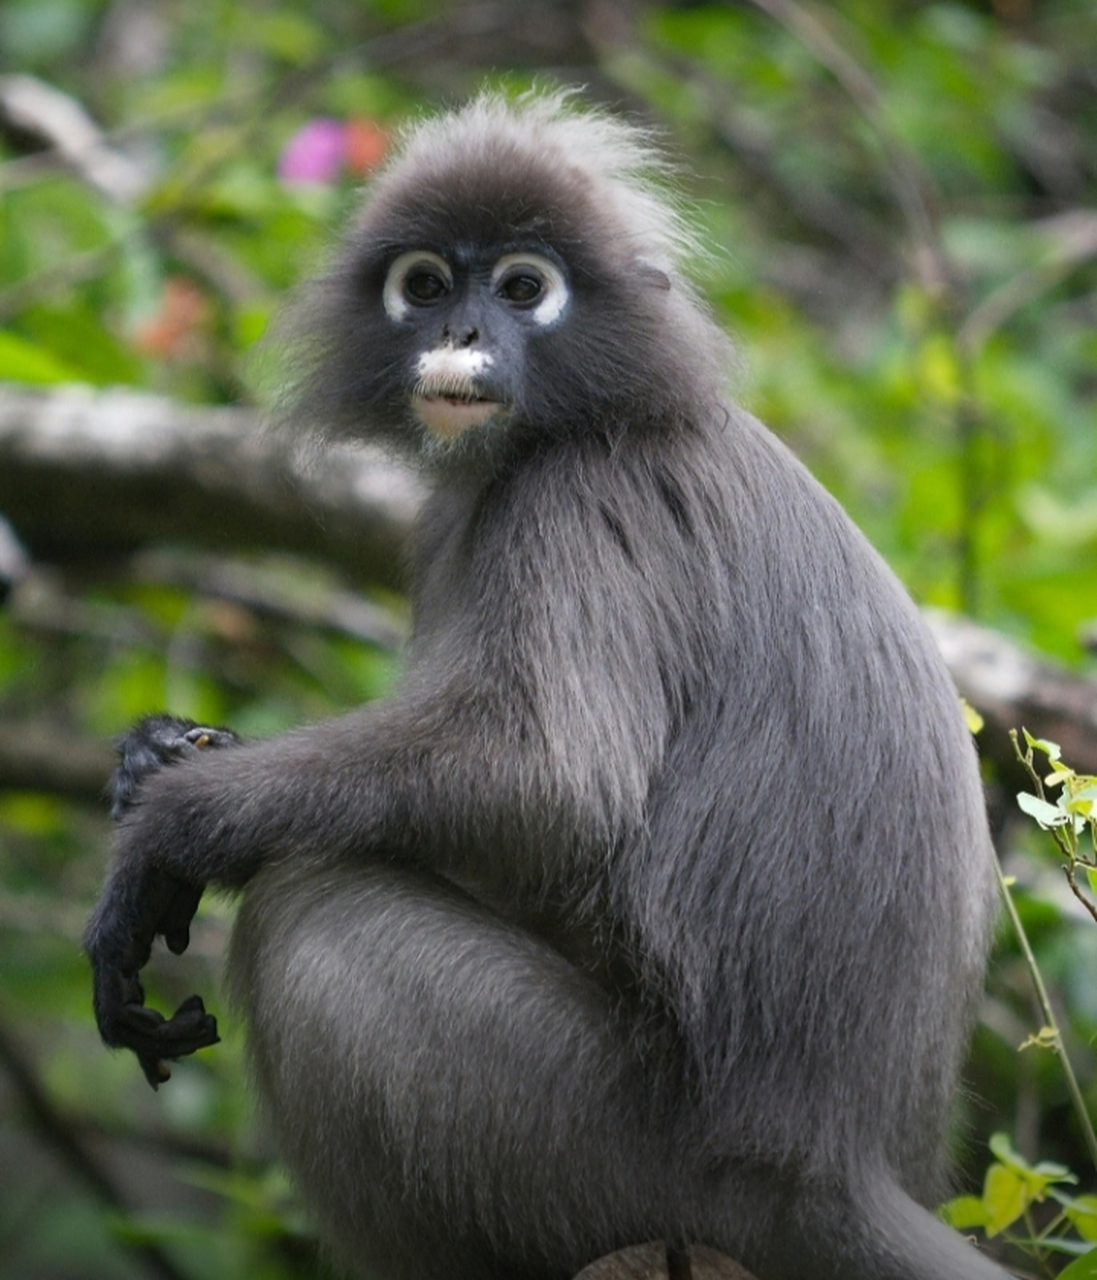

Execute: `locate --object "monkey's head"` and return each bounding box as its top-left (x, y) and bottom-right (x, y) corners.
top-left (280, 90), bottom-right (731, 472)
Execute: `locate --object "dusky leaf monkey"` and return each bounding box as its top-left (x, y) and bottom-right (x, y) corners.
top-left (87, 91), bottom-right (1007, 1280)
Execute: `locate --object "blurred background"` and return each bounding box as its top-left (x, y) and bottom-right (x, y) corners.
top-left (0, 0), bottom-right (1095, 1276)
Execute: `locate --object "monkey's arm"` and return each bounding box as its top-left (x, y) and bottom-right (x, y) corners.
top-left (85, 673), bottom-right (646, 1083)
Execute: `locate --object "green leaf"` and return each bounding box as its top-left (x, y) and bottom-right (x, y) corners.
top-left (21, 304), bottom-right (143, 385)
top-left (1064, 1195), bottom-right (1097, 1243)
top-left (980, 1135), bottom-right (1073, 1233)
top-left (1017, 791), bottom-right (1069, 828)
top-left (988, 1132), bottom-right (1017, 1165)
top-left (1058, 1250), bottom-right (1097, 1279)
top-left (0, 330), bottom-right (81, 383)
top-left (1020, 1026), bottom-right (1060, 1052)
top-left (1032, 1159), bottom-right (1075, 1182)
top-left (983, 1163), bottom-right (1028, 1236)
top-left (1047, 766), bottom-right (1078, 786)
top-left (1023, 731), bottom-right (1062, 761)
top-left (939, 1194), bottom-right (987, 1229)
top-left (961, 698), bottom-right (984, 734)
top-left (1067, 784), bottom-right (1097, 821)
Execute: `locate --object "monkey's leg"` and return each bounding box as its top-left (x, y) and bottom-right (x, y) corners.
top-left (228, 861), bottom-right (694, 1280)
top-left (228, 862), bottom-right (1012, 1280)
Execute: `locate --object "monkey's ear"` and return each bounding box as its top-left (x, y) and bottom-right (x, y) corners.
top-left (634, 260), bottom-right (672, 291)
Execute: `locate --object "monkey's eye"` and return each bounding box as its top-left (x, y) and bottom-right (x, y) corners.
top-left (404, 270), bottom-right (450, 304)
top-left (383, 251), bottom-right (453, 320)
top-left (492, 253), bottom-right (569, 326)
top-left (497, 273), bottom-right (543, 305)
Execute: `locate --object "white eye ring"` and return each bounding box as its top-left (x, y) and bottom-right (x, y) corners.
top-left (491, 253), bottom-right (569, 327)
top-left (383, 251), bottom-right (453, 321)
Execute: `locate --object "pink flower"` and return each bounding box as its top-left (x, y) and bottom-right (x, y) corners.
top-left (278, 118), bottom-right (347, 186)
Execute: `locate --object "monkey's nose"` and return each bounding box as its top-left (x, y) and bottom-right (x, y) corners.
top-left (442, 322), bottom-right (479, 348)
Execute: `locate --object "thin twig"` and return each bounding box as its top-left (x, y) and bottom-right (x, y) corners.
top-left (958, 211), bottom-right (1097, 357)
top-left (1063, 863), bottom-right (1097, 926)
top-left (994, 855), bottom-right (1097, 1177)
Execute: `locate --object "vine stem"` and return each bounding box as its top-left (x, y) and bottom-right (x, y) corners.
top-left (994, 850), bottom-right (1097, 1176)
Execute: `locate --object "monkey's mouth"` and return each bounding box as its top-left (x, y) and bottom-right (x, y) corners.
top-left (411, 392), bottom-right (504, 440)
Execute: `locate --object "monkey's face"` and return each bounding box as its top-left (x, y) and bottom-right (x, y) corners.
top-left (379, 242), bottom-right (570, 445)
top-left (290, 146), bottom-right (698, 466)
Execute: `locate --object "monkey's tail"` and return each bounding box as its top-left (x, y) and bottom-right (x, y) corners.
top-left (765, 1173), bottom-right (1015, 1280)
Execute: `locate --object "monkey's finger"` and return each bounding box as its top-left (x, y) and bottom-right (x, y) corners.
top-left (138, 1053), bottom-right (171, 1089)
top-left (108, 1000), bottom-right (170, 1058)
top-left (90, 950), bottom-right (149, 1042)
top-left (183, 726), bottom-right (241, 751)
top-left (130, 997), bottom-right (218, 1089)
top-left (157, 994), bottom-right (220, 1056)
top-left (159, 882), bottom-right (205, 955)
top-left (123, 869), bottom-right (204, 964)
top-left (114, 995), bottom-right (218, 1087)
top-left (121, 870), bottom-right (184, 972)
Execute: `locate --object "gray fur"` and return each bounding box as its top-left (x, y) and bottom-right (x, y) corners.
top-left (86, 91), bottom-right (1006, 1279)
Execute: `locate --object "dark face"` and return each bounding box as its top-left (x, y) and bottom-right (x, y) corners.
top-left (378, 240), bottom-right (571, 445)
top-left (301, 155), bottom-right (681, 466)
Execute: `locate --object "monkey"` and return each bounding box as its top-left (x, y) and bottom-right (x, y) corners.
top-left (85, 91), bottom-right (1010, 1280)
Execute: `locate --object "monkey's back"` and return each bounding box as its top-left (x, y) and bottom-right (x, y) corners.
top-left (392, 400), bottom-right (995, 1197)
top-left (616, 404), bottom-right (997, 1199)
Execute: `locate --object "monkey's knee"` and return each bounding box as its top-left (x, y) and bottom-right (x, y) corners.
top-left (228, 862), bottom-right (439, 1037)
top-left (227, 861), bottom-right (582, 1092)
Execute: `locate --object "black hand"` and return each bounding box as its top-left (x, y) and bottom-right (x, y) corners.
top-left (110, 714), bottom-right (241, 819)
top-left (87, 863), bottom-right (220, 1087)
top-left (89, 710), bottom-right (240, 1087)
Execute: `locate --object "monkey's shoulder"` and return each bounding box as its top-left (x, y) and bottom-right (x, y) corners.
top-left (410, 404), bottom-right (925, 641)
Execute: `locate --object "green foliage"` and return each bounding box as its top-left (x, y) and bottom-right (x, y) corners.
top-left (943, 1132), bottom-right (1075, 1236)
top-left (960, 736), bottom-right (1097, 1274)
top-left (620, 1), bottom-right (1097, 655)
top-left (1014, 733), bottom-right (1097, 918)
top-left (942, 1134), bottom-right (1097, 1269)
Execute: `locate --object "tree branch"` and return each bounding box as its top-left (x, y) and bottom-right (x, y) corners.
top-left (0, 383), bottom-right (422, 590)
top-left (926, 610), bottom-right (1097, 777)
top-left (2, 385), bottom-right (1096, 803)
top-left (0, 719), bottom-right (113, 804)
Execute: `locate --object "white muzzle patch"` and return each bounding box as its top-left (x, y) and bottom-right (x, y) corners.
top-left (411, 347), bottom-right (502, 440)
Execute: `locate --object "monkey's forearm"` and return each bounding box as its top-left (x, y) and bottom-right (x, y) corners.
top-left (111, 688), bottom-right (654, 893)
top-left (86, 696), bottom-right (568, 1083)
